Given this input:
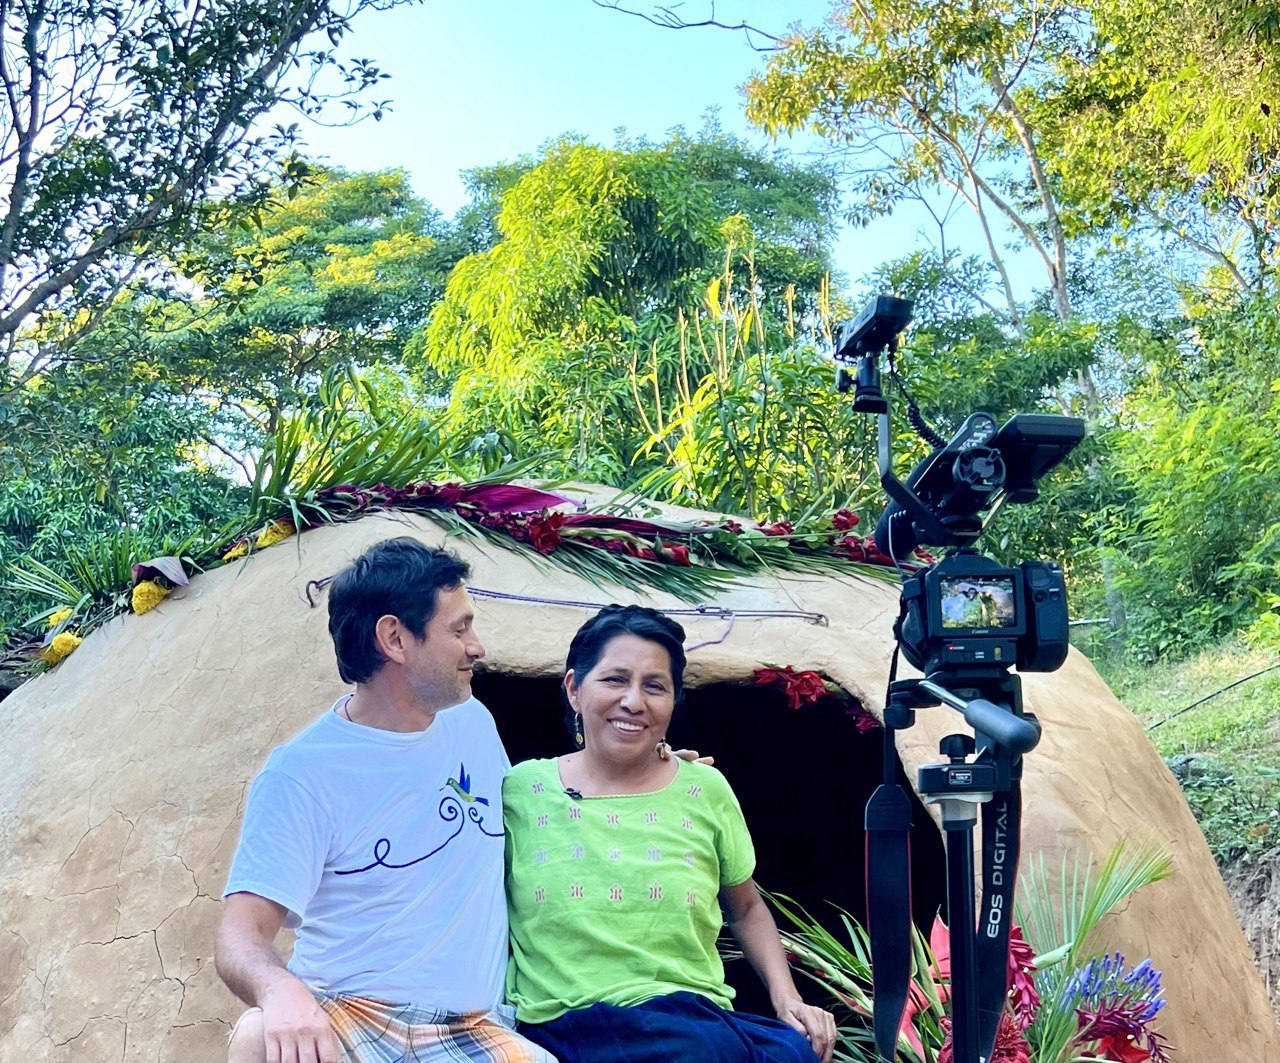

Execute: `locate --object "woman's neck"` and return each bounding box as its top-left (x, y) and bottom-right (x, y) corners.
top-left (561, 748), bottom-right (678, 796)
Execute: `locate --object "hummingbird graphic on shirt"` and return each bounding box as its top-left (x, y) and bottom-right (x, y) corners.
top-left (443, 764), bottom-right (490, 805)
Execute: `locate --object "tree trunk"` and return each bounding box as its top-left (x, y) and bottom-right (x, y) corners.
top-left (1099, 547), bottom-right (1129, 662)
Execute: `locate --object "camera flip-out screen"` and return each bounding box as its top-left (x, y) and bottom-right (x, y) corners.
top-left (938, 576), bottom-right (1018, 631)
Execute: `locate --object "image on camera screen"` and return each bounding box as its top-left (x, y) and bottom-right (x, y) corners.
top-left (939, 577), bottom-right (1017, 629)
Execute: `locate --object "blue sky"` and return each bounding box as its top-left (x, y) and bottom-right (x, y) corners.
top-left (287, 0), bottom-right (1010, 295)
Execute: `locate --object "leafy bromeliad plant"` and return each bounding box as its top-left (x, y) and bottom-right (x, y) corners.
top-left (775, 843), bottom-right (1174, 1063)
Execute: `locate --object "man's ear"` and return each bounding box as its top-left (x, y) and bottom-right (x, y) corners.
top-left (563, 670), bottom-right (580, 710)
top-left (374, 614), bottom-right (409, 665)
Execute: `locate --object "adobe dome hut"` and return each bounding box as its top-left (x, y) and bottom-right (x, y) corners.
top-left (0, 491), bottom-right (1275, 1061)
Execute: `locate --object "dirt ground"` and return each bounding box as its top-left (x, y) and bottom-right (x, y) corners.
top-left (1229, 850), bottom-right (1280, 1022)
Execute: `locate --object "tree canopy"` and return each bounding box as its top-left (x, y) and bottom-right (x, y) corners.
top-left (0, 0), bottom-right (409, 395)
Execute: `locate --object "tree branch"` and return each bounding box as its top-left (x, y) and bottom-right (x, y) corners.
top-left (591, 0), bottom-right (780, 51)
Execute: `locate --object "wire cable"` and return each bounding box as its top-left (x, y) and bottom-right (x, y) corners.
top-left (1146, 659), bottom-right (1280, 731)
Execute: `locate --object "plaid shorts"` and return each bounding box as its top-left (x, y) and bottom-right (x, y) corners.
top-left (234, 995), bottom-right (558, 1063)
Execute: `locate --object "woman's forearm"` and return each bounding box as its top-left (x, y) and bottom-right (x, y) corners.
top-left (721, 879), bottom-right (803, 1006)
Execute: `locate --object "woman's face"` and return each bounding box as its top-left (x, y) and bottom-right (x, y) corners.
top-left (566, 633), bottom-right (677, 765)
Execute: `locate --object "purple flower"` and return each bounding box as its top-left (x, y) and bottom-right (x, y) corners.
top-left (1065, 953), bottom-right (1170, 1062)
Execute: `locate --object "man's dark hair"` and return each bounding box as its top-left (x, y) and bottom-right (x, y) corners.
top-left (327, 537), bottom-right (472, 684)
top-left (565, 604), bottom-right (688, 703)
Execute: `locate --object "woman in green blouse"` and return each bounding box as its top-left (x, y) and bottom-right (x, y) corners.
top-left (503, 605), bottom-right (836, 1063)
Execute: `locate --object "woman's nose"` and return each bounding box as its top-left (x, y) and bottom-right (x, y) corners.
top-left (618, 685), bottom-right (643, 711)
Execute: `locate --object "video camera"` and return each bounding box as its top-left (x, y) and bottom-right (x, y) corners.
top-left (834, 295), bottom-right (1084, 1063)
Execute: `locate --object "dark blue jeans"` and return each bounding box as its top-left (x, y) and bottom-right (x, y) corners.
top-left (519, 991), bottom-right (820, 1063)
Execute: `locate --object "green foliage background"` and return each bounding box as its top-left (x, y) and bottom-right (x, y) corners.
top-left (3, 0), bottom-right (1280, 861)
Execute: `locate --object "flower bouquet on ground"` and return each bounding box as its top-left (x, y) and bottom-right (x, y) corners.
top-left (774, 843), bottom-right (1174, 1063)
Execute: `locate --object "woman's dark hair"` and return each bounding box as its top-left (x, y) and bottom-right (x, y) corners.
top-left (327, 537), bottom-right (472, 684)
top-left (565, 605), bottom-right (688, 702)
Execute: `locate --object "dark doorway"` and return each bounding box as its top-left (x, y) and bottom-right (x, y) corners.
top-left (473, 673), bottom-right (946, 1013)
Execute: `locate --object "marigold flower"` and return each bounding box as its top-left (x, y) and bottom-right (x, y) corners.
top-left (255, 518), bottom-right (296, 549)
top-left (41, 632), bottom-right (82, 665)
top-left (48, 607), bottom-right (73, 628)
top-left (132, 579), bottom-right (171, 615)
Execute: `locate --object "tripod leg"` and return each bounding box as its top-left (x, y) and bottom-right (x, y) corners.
top-left (944, 821), bottom-right (980, 1063)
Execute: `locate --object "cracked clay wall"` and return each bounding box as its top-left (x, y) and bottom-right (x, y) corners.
top-left (0, 507), bottom-right (1275, 1060)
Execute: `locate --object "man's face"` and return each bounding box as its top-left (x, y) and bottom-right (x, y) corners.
top-left (404, 585), bottom-right (486, 712)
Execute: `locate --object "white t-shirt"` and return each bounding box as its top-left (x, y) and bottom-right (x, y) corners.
top-left (224, 696), bottom-right (510, 1012)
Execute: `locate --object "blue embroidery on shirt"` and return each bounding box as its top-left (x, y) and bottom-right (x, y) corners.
top-left (334, 764), bottom-right (501, 875)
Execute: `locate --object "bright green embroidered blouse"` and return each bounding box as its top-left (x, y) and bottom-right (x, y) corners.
top-left (503, 757), bottom-right (756, 1024)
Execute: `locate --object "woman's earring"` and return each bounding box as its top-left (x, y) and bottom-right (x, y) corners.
top-left (573, 712), bottom-right (585, 748)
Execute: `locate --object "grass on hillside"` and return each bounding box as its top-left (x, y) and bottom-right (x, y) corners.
top-left (1102, 640), bottom-right (1280, 866)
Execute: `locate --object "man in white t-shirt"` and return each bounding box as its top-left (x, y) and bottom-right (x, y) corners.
top-left (215, 537), bottom-right (556, 1063)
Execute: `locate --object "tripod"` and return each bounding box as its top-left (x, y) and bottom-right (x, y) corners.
top-left (871, 672), bottom-right (1040, 1063)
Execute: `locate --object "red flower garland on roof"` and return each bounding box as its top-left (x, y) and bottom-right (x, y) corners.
top-left (751, 665), bottom-right (831, 710)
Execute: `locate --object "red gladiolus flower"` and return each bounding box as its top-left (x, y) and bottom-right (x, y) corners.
top-left (403, 480), bottom-right (464, 507)
top-left (751, 665), bottom-right (829, 710)
top-left (663, 544), bottom-right (692, 566)
top-left (722, 520), bottom-right (743, 533)
top-left (831, 508), bottom-right (860, 531)
top-left (755, 520), bottom-right (794, 536)
top-left (862, 536), bottom-right (896, 565)
top-left (832, 535), bottom-right (867, 561)
top-left (846, 704), bottom-right (881, 732)
top-left (526, 512), bottom-right (567, 554)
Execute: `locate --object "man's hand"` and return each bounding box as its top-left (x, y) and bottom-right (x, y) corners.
top-left (774, 995), bottom-right (838, 1063)
top-left (671, 748), bottom-right (714, 765)
top-left (217, 893), bottom-right (341, 1063)
top-left (260, 977), bottom-right (341, 1063)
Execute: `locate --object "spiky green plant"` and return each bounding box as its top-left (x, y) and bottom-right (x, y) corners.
top-left (771, 893), bottom-right (945, 1063)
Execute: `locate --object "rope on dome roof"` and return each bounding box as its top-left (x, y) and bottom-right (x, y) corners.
top-left (465, 587), bottom-right (828, 654)
top-left (304, 578), bottom-right (827, 653)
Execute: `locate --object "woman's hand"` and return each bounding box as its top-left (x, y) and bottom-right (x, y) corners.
top-left (774, 995), bottom-right (837, 1063)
